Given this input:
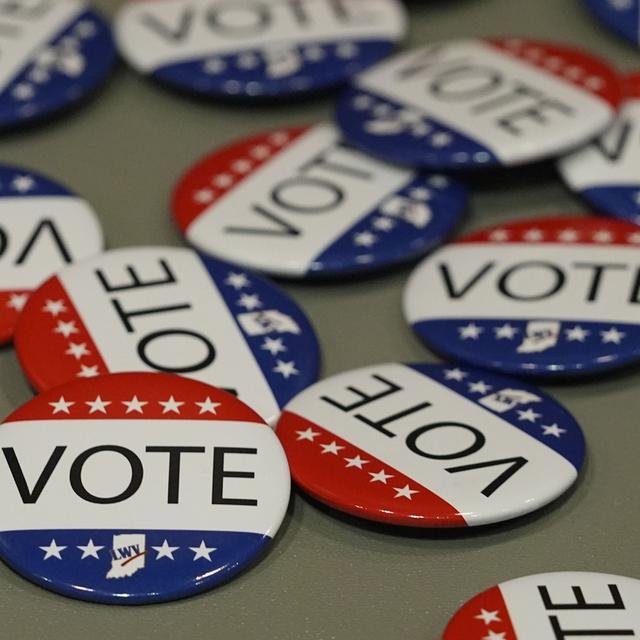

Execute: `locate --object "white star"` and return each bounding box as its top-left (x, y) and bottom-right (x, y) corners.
top-left (122, 395), bottom-right (147, 414)
top-left (373, 103), bottom-right (394, 118)
top-left (542, 423), bottom-right (567, 438)
top-left (212, 173), bottom-right (233, 188)
top-left (42, 299), bottom-right (67, 316)
top-left (369, 469), bottom-right (394, 484)
top-left (523, 228), bottom-right (544, 241)
top-left (159, 396), bottom-right (184, 414)
top-left (353, 94), bottom-right (374, 110)
top-left (518, 408), bottom-right (541, 422)
top-left (627, 232), bottom-right (640, 244)
top-left (494, 323), bottom-right (519, 339)
top-left (585, 76), bottom-right (605, 91)
top-left (353, 230), bottom-right (377, 247)
top-left (468, 380), bottom-right (493, 394)
top-left (195, 396), bottom-right (221, 414)
top-left (544, 55), bottom-right (564, 70)
top-left (12, 83), bottom-right (35, 101)
top-left (203, 57), bottom-right (226, 74)
top-left (601, 327), bottom-right (626, 344)
top-left (428, 175), bottom-right (449, 188)
top-left (320, 441), bottom-right (345, 455)
top-left (39, 539), bottom-right (66, 560)
top-left (303, 45), bottom-right (325, 61)
top-left (483, 632), bottom-right (507, 640)
top-left (431, 132), bottom-right (453, 147)
top-left (410, 187), bottom-right (432, 201)
top-left (393, 484), bottom-right (418, 500)
top-left (6, 293), bottom-right (28, 311)
top-left (609, 0), bottom-right (633, 9)
top-left (86, 395), bottom-right (111, 414)
top-left (237, 293), bottom-right (262, 310)
top-left (11, 174), bottom-right (35, 192)
top-left (261, 337), bottom-right (287, 356)
top-left (444, 368), bottom-right (467, 381)
top-left (193, 188), bottom-right (214, 204)
top-left (558, 228), bottom-right (579, 242)
top-left (77, 539), bottom-right (104, 559)
top-left (458, 323), bottom-right (484, 340)
top-left (565, 325), bottom-right (590, 342)
top-left (65, 342), bottom-right (90, 360)
top-left (54, 320), bottom-right (78, 338)
top-left (232, 159), bottom-right (252, 173)
top-left (475, 609), bottom-right (501, 624)
top-left (225, 272), bottom-right (250, 290)
top-left (489, 229), bottom-right (509, 242)
top-left (151, 539), bottom-right (179, 560)
top-left (49, 396), bottom-right (74, 414)
top-left (335, 42), bottom-right (358, 58)
top-left (411, 121), bottom-right (431, 137)
top-left (564, 65), bottom-right (585, 80)
top-left (344, 455), bottom-right (369, 469)
top-left (593, 229), bottom-right (613, 243)
top-left (269, 131), bottom-right (289, 146)
top-left (236, 52), bottom-right (260, 69)
top-left (296, 427), bottom-right (320, 442)
top-left (189, 540), bottom-right (216, 561)
top-left (273, 360), bottom-right (299, 379)
top-left (373, 216), bottom-right (395, 232)
top-left (524, 46), bottom-right (543, 61)
top-left (250, 145), bottom-right (271, 160)
top-left (77, 364), bottom-right (99, 378)
top-left (74, 19), bottom-right (97, 38)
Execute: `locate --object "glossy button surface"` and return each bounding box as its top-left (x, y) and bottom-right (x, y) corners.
top-left (404, 216), bottom-right (640, 377)
top-left (172, 123), bottom-right (467, 277)
top-left (336, 38), bottom-right (621, 169)
top-left (276, 363), bottom-right (584, 528)
top-left (0, 372), bottom-right (290, 604)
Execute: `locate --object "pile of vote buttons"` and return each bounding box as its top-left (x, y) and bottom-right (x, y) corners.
top-left (0, 0), bottom-right (639, 633)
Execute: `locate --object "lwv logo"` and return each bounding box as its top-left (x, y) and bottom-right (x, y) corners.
top-left (106, 533), bottom-right (146, 579)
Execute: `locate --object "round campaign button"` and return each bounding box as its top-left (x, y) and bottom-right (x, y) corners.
top-left (14, 247), bottom-right (320, 425)
top-left (172, 124), bottom-right (467, 278)
top-left (443, 572), bottom-right (640, 639)
top-left (0, 372), bottom-right (290, 604)
top-left (276, 363), bottom-right (584, 527)
top-left (336, 38), bottom-right (621, 170)
top-left (0, 1), bottom-right (115, 129)
top-left (114, 0), bottom-right (406, 100)
top-left (404, 216), bottom-right (640, 377)
top-left (559, 73), bottom-right (640, 225)
top-left (0, 163), bottom-right (103, 345)
top-left (584, 0), bottom-right (640, 47)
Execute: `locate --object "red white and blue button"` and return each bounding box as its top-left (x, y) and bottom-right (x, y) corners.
top-left (404, 216), bottom-right (640, 378)
top-left (276, 363), bottom-right (584, 528)
top-left (0, 0), bottom-right (115, 129)
top-left (559, 73), bottom-right (640, 225)
top-left (14, 246), bottom-right (320, 425)
top-left (172, 124), bottom-right (467, 277)
top-left (584, 0), bottom-right (640, 47)
top-left (336, 38), bottom-right (621, 169)
top-left (114, 0), bottom-right (406, 99)
top-left (444, 572), bottom-right (640, 639)
top-left (0, 372), bottom-right (290, 604)
top-left (0, 163), bottom-right (103, 345)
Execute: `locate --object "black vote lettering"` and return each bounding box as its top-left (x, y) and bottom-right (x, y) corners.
top-left (299, 141), bottom-right (375, 181)
top-left (14, 219), bottom-right (72, 265)
top-left (3, 446), bottom-right (66, 504)
top-left (430, 65), bottom-right (502, 101)
top-left (146, 446), bottom-right (206, 504)
top-left (0, 225), bottom-right (7, 258)
top-left (445, 456), bottom-right (528, 497)
top-left (140, 7), bottom-right (195, 42)
top-left (272, 176), bottom-right (344, 213)
top-left (212, 447), bottom-right (258, 506)
top-left (70, 446), bottom-right (144, 504)
top-left (498, 98), bottom-right (574, 136)
top-left (628, 267), bottom-right (640, 304)
top-left (594, 119), bottom-right (633, 162)
top-left (395, 46), bottom-right (471, 81)
top-left (498, 261), bottom-right (565, 301)
top-left (137, 329), bottom-right (216, 373)
top-left (549, 616), bottom-right (634, 639)
top-left (321, 374), bottom-right (402, 414)
top-left (110, 298), bottom-right (192, 333)
top-left (540, 584), bottom-right (627, 611)
top-left (224, 204), bottom-right (301, 237)
top-left (471, 83), bottom-right (545, 115)
top-left (438, 261), bottom-right (495, 299)
top-left (355, 402), bottom-right (432, 438)
top-left (406, 422), bottom-right (485, 459)
top-left (207, 2), bottom-right (270, 36)
top-left (95, 258), bottom-right (178, 293)
top-left (573, 262), bottom-right (628, 302)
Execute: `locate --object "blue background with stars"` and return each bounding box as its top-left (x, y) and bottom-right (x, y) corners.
top-left (580, 185), bottom-right (640, 225)
top-left (0, 163), bottom-right (73, 198)
top-left (408, 363), bottom-right (585, 470)
top-left (0, 9), bottom-right (116, 130)
top-left (0, 529), bottom-right (270, 604)
top-left (584, 0), bottom-right (640, 46)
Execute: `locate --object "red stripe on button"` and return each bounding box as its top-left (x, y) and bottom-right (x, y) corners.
top-left (277, 411), bottom-right (466, 527)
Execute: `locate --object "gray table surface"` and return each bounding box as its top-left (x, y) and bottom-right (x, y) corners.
top-left (1, 1), bottom-right (639, 638)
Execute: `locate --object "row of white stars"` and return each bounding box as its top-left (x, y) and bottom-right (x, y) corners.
top-left (0, 174), bottom-right (36, 194)
top-left (475, 607), bottom-right (507, 639)
top-left (458, 322), bottom-right (626, 345)
top-left (202, 41), bottom-right (359, 76)
top-left (49, 395), bottom-right (221, 415)
top-left (192, 132), bottom-right (290, 204)
top-left (487, 227), bottom-right (640, 244)
top-left (39, 538), bottom-right (215, 562)
top-left (296, 427), bottom-right (419, 499)
top-left (502, 39), bottom-right (606, 91)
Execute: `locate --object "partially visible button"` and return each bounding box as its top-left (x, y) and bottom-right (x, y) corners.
top-left (443, 572), bottom-right (640, 640)
top-left (172, 123), bottom-right (467, 278)
top-left (584, 0), bottom-right (640, 47)
top-left (336, 38), bottom-right (621, 169)
top-left (276, 362), bottom-right (584, 527)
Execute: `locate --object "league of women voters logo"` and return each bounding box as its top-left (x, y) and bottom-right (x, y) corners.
top-left (107, 534), bottom-right (146, 579)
